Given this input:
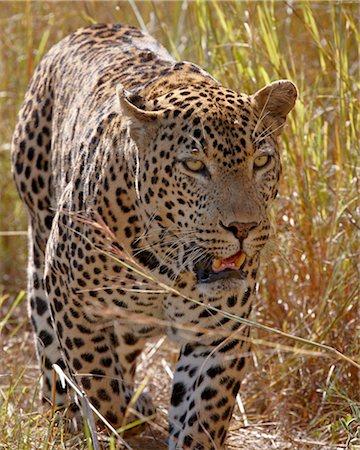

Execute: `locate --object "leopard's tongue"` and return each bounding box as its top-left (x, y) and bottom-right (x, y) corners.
top-left (211, 251), bottom-right (246, 273)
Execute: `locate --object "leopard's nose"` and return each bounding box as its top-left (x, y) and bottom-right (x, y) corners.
top-left (221, 221), bottom-right (258, 240)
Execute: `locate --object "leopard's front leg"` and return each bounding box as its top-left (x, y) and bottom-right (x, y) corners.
top-left (168, 337), bottom-right (250, 450)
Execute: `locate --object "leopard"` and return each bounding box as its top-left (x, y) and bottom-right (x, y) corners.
top-left (11, 23), bottom-right (297, 450)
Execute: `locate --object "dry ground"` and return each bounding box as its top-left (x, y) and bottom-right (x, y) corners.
top-left (1, 311), bottom-right (350, 450)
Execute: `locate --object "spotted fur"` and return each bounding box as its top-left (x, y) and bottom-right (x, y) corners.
top-left (12, 24), bottom-right (297, 449)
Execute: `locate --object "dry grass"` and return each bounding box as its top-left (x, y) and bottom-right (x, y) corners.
top-left (0, 1), bottom-right (359, 449)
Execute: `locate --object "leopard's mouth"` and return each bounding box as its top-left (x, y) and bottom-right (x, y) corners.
top-left (194, 250), bottom-right (247, 284)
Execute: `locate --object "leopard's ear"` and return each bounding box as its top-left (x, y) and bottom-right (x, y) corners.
top-left (251, 80), bottom-right (297, 134)
top-left (117, 85), bottom-right (161, 121)
top-left (116, 85), bottom-right (163, 142)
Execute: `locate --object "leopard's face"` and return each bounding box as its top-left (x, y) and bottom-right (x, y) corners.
top-left (119, 79), bottom-right (296, 293)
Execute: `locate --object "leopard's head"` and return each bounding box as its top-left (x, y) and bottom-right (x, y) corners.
top-left (118, 68), bottom-right (297, 293)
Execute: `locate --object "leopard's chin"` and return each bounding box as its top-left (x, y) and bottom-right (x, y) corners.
top-left (196, 276), bottom-right (246, 297)
top-left (196, 267), bottom-right (246, 284)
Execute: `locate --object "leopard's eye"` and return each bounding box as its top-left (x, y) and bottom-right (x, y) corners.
top-left (183, 159), bottom-right (206, 173)
top-left (254, 155), bottom-right (271, 169)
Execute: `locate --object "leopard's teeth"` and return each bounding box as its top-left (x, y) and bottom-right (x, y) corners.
top-left (234, 252), bottom-right (246, 270)
top-left (211, 252), bottom-right (246, 273)
top-left (212, 258), bottom-right (223, 272)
